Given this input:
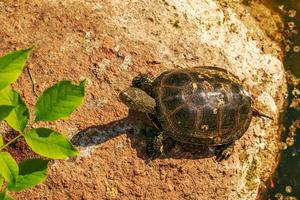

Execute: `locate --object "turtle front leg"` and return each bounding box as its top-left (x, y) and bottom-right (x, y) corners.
top-left (132, 74), bottom-right (153, 95)
top-left (145, 128), bottom-right (166, 159)
top-left (215, 142), bottom-right (235, 161)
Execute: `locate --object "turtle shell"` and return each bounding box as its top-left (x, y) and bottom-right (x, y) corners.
top-left (151, 66), bottom-right (253, 145)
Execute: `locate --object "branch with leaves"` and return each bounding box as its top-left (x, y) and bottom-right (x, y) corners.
top-left (0, 48), bottom-right (85, 200)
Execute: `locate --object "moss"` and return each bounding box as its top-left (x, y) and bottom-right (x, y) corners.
top-left (245, 157), bottom-right (258, 189)
top-left (238, 152), bottom-right (260, 190)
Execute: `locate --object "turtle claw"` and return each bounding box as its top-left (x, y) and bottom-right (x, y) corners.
top-left (215, 143), bottom-right (234, 162)
top-left (145, 128), bottom-right (165, 160)
top-left (146, 138), bottom-right (165, 160)
top-left (146, 143), bottom-right (162, 159)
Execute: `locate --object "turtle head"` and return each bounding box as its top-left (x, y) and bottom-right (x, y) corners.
top-left (119, 87), bottom-right (156, 114)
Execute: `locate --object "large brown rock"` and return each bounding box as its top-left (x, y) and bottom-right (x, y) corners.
top-left (0, 0), bottom-right (286, 199)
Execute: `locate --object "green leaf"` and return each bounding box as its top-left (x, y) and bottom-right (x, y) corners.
top-left (0, 191), bottom-right (5, 200)
top-left (8, 159), bottom-right (48, 192)
top-left (0, 87), bottom-right (29, 132)
top-left (35, 80), bottom-right (85, 122)
top-left (0, 191), bottom-right (13, 200)
top-left (0, 176), bottom-right (3, 188)
top-left (0, 106), bottom-right (14, 121)
top-left (0, 48), bottom-right (33, 90)
top-left (24, 128), bottom-right (78, 159)
top-left (0, 152), bottom-right (18, 187)
top-left (2, 194), bottom-right (13, 200)
top-left (0, 135), bottom-right (3, 148)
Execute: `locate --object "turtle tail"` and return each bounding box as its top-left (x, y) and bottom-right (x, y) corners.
top-left (252, 108), bottom-right (274, 120)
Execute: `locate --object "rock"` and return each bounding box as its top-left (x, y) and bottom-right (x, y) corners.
top-left (0, 0), bottom-right (286, 199)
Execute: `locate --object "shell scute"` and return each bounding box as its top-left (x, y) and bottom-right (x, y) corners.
top-left (163, 72), bottom-right (191, 87)
top-left (221, 105), bottom-right (238, 129)
top-left (200, 106), bottom-right (218, 134)
top-left (161, 87), bottom-right (181, 100)
top-left (239, 103), bottom-right (251, 122)
top-left (171, 106), bottom-right (196, 134)
top-left (190, 88), bottom-right (207, 105)
top-left (163, 97), bottom-right (184, 113)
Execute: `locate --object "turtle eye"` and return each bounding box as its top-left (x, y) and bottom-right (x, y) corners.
top-left (119, 91), bottom-right (132, 103)
top-left (123, 93), bottom-right (131, 101)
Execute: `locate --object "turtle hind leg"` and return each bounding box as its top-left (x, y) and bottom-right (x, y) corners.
top-left (145, 128), bottom-right (166, 159)
top-left (215, 142), bottom-right (235, 162)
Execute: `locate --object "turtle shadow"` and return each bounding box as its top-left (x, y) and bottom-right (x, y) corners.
top-left (71, 110), bottom-right (215, 160)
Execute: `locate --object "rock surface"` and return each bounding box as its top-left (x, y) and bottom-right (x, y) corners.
top-left (0, 0), bottom-right (286, 199)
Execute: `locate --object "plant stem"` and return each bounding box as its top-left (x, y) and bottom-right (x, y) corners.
top-left (0, 134), bottom-right (23, 151)
top-left (26, 67), bottom-right (37, 97)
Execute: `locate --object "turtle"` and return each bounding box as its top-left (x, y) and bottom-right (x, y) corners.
top-left (119, 66), bottom-right (272, 161)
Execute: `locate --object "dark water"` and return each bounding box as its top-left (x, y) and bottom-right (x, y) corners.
top-left (256, 0), bottom-right (300, 199)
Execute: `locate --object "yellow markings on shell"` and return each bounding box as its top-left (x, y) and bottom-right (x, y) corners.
top-left (213, 108), bottom-right (218, 114)
top-left (200, 125), bottom-right (209, 131)
top-left (213, 137), bottom-right (222, 144)
top-left (192, 82), bottom-right (197, 91)
top-left (216, 94), bottom-right (225, 107)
